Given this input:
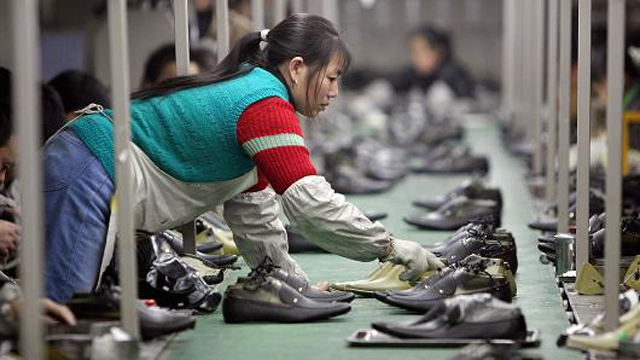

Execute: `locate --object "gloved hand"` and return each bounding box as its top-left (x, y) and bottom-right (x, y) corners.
top-left (384, 237), bottom-right (444, 282)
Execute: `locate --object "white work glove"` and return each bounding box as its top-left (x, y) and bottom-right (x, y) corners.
top-left (282, 176), bottom-right (390, 261)
top-left (383, 237), bottom-right (445, 282)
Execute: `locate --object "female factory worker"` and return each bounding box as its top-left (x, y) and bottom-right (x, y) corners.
top-left (43, 14), bottom-right (443, 303)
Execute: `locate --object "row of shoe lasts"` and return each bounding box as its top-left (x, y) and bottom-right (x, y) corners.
top-left (404, 178), bottom-right (503, 231)
top-left (222, 258), bottom-right (355, 323)
top-left (528, 174), bottom-right (640, 234)
top-left (536, 213), bottom-right (640, 264)
top-left (528, 188), bottom-right (607, 233)
top-left (407, 141), bottom-right (490, 176)
top-left (330, 220), bottom-right (518, 294)
top-left (560, 289), bottom-right (640, 355)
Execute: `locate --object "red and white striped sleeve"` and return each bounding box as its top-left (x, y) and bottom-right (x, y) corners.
top-left (237, 96), bottom-right (317, 194)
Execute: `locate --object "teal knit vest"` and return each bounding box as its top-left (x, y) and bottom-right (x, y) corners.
top-left (68, 67), bottom-right (290, 182)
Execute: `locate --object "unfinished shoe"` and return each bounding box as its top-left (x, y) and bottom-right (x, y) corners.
top-left (373, 293), bottom-right (527, 340)
top-left (242, 258), bottom-right (354, 303)
top-left (379, 256), bottom-right (514, 313)
top-left (404, 196), bottom-right (501, 231)
top-left (413, 178), bottom-right (502, 211)
top-left (330, 262), bottom-right (436, 296)
top-left (222, 274), bottom-right (351, 323)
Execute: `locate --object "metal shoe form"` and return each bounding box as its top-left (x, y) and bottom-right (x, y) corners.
top-left (574, 262), bottom-right (605, 295)
top-left (372, 294), bottom-right (527, 340)
top-left (329, 262), bottom-right (437, 296)
top-left (222, 275), bottom-right (351, 323)
top-left (377, 256), bottom-right (515, 313)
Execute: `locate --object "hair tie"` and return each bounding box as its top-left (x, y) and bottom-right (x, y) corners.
top-left (260, 29), bottom-right (270, 42)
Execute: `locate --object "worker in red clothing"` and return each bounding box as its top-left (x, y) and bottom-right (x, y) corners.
top-left (42, 14), bottom-right (443, 302)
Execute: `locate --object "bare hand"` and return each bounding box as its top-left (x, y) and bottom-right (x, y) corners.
top-left (311, 281), bottom-right (329, 291)
top-left (10, 298), bottom-right (77, 326)
top-left (0, 220), bottom-right (19, 255)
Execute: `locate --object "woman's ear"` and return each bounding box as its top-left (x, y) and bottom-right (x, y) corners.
top-left (288, 56), bottom-right (305, 86)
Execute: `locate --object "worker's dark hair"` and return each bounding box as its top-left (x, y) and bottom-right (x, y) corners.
top-left (132, 14), bottom-right (351, 114)
top-left (410, 26), bottom-right (453, 62)
top-left (48, 70), bottom-right (111, 113)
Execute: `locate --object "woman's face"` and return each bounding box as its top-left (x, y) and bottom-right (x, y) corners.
top-left (410, 36), bottom-right (442, 77)
top-left (287, 54), bottom-right (343, 117)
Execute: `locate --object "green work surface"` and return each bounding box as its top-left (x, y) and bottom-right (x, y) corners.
top-left (160, 122), bottom-right (583, 360)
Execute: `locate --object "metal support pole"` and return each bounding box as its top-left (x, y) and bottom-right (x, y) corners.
top-left (512, 0), bottom-right (524, 130)
top-left (273, 0), bottom-right (287, 26)
top-left (323, 0), bottom-right (338, 26)
top-left (252, 0), bottom-right (265, 31)
top-left (546, 0), bottom-right (559, 202)
top-left (532, 0), bottom-right (545, 174)
top-left (108, 0), bottom-right (139, 338)
top-left (174, 0), bottom-right (190, 76)
top-left (216, 0), bottom-right (230, 62)
top-left (501, 0), bottom-right (516, 118)
top-left (173, 0), bottom-right (196, 254)
top-left (522, 0), bottom-right (534, 142)
top-left (603, 0), bottom-right (625, 331)
top-left (179, 222), bottom-right (196, 254)
top-left (576, 0), bottom-right (592, 272)
top-left (557, 0), bottom-right (572, 234)
top-left (291, 0), bottom-right (305, 14)
top-left (12, 0), bottom-right (44, 358)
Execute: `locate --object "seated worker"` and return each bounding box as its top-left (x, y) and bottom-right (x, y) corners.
top-left (392, 25), bottom-right (476, 99)
top-left (139, 43), bottom-right (216, 89)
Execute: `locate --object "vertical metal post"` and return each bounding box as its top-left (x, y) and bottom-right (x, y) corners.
top-left (216, 0), bottom-right (230, 62)
top-left (273, 0), bottom-right (287, 25)
top-left (604, 0), bottom-right (625, 331)
top-left (174, 0), bottom-right (190, 76)
top-left (501, 0), bottom-right (516, 118)
top-left (12, 0), bottom-right (44, 358)
top-left (512, 0), bottom-right (524, 130)
top-left (546, 0), bottom-right (559, 202)
top-left (291, 0), bottom-right (305, 14)
top-left (174, 0), bottom-right (196, 255)
top-left (323, 0), bottom-right (338, 26)
top-left (252, 0), bottom-right (265, 31)
top-left (576, 0), bottom-right (592, 272)
top-left (108, 0), bottom-right (139, 338)
top-left (522, 0), bottom-right (534, 142)
top-left (557, 0), bottom-right (572, 234)
top-left (532, 0), bottom-right (545, 175)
